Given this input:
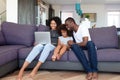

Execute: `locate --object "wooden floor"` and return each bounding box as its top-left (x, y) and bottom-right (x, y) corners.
top-left (0, 70), bottom-right (120, 80)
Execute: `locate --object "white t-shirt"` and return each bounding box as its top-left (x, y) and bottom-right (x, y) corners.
top-left (73, 19), bottom-right (91, 43)
top-left (59, 36), bottom-right (73, 45)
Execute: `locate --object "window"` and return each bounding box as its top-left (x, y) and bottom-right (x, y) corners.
top-left (61, 11), bottom-right (73, 23)
top-left (107, 11), bottom-right (120, 28)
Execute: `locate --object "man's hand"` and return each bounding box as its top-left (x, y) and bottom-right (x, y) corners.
top-left (67, 40), bottom-right (75, 46)
top-left (77, 37), bottom-right (88, 47)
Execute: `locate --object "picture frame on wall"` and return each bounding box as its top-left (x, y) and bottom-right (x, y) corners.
top-left (83, 13), bottom-right (96, 22)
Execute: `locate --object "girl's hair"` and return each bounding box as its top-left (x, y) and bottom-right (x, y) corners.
top-left (48, 16), bottom-right (62, 29)
top-left (58, 24), bottom-right (73, 36)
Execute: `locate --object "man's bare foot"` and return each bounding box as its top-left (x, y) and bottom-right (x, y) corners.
top-left (86, 72), bottom-right (92, 80)
top-left (92, 72), bottom-right (98, 80)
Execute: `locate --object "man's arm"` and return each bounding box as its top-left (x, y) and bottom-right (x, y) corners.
top-left (77, 37), bottom-right (88, 47)
top-left (67, 37), bottom-right (88, 47)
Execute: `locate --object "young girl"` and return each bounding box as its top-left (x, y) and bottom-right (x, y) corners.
top-left (17, 17), bottom-right (61, 80)
top-left (52, 24), bottom-right (73, 61)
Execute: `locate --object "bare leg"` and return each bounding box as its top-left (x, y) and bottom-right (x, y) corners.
top-left (17, 61), bottom-right (30, 80)
top-left (29, 61), bottom-right (42, 78)
top-left (52, 45), bottom-right (62, 61)
top-left (57, 45), bottom-right (68, 60)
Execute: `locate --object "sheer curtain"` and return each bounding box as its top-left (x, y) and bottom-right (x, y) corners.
top-left (107, 11), bottom-right (120, 28)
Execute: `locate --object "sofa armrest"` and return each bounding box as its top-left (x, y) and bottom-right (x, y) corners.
top-left (118, 35), bottom-right (120, 49)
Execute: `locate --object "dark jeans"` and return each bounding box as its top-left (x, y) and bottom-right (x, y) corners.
top-left (71, 41), bottom-right (98, 73)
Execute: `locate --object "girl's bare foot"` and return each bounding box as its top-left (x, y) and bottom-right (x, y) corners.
top-left (57, 54), bottom-right (62, 60)
top-left (86, 72), bottom-right (92, 80)
top-left (92, 72), bottom-right (98, 80)
top-left (52, 54), bottom-right (57, 61)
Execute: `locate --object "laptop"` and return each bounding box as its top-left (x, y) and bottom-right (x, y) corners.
top-left (34, 32), bottom-right (51, 45)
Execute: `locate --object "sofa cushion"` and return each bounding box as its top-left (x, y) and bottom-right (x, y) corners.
top-left (47, 50), bottom-right (68, 61)
top-left (18, 47), bottom-right (33, 59)
top-left (68, 50), bottom-right (88, 62)
top-left (37, 24), bottom-right (50, 31)
top-left (0, 45), bottom-right (25, 66)
top-left (1, 22), bottom-right (37, 47)
top-left (89, 26), bottom-right (118, 49)
top-left (0, 31), bottom-right (5, 45)
top-left (18, 47), bottom-right (68, 61)
top-left (68, 49), bottom-right (120, 62)
top-left (97, 49), bottom-right (120, 61)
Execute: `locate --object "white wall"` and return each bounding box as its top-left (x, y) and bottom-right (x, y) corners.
top-left (53, 4), bottom-right (108, 28)
top-left (106, 4), bottom-right (120, 11)
top-left (6, 0), bottom-right (18, 23)
top-left (53, 5), bottom-right (81, 25)
top-left (81, 4), bottom-right (107, 27)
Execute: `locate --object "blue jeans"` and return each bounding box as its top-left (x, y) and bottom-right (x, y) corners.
top-left (71, 41), bottom-right (98, 73)
top-left (26, 43), bottom-right (55, 63)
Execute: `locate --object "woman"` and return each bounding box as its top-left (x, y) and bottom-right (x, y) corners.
top-left (17, 17), bottom-right (61, 80)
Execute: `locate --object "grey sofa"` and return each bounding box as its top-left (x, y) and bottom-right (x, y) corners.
top-left (0, 22), bottom-right (120, 77)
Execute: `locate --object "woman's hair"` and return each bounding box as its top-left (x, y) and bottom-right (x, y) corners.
top-left (48, 16), bottom-right (62, 29)
top-left (58, 24), bottom-right (73, 36)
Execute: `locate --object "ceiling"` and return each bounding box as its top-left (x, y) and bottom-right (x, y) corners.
top-left (44, 0), bottom-right (120, 5)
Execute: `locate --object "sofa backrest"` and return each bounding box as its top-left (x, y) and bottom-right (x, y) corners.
top-left (1, 22), bottom-right (37, 47)
top-left (37, 24), bottom-right (50, 31)
top-left (89, 26), bottom-right (118, 49)
top-left (0, 31), bottom-right (5, 46)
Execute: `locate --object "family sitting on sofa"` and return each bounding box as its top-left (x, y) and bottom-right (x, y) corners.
top-left (17, 16), bottom-right (98, 80)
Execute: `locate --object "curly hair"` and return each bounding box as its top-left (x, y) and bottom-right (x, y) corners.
top-left (58, 24), bottom-right (73, 36)
top-left (48, 16), bottom-right (62, 29)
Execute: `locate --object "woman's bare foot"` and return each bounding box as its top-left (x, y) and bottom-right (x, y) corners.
top-left (16, 76), bottom-right (22, 80)
top-left (92, 72), bottom-right (98, 80)
top-left (29, 71), bottom-right (36, 79)
top-left (23, 75), bottom-right (33, 80)
top-left (28, 67), bottom-right (39, 79)
top-left (86, 72), bottom-right (92, 80)
top-left (17, 70), bottom-right (24, 80)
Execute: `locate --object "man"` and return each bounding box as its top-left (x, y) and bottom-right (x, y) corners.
top-left (65, 17), bottom-right (98, 80)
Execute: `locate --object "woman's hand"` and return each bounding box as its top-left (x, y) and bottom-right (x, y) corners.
top-left (33, 42), bottom-right (38, 46)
